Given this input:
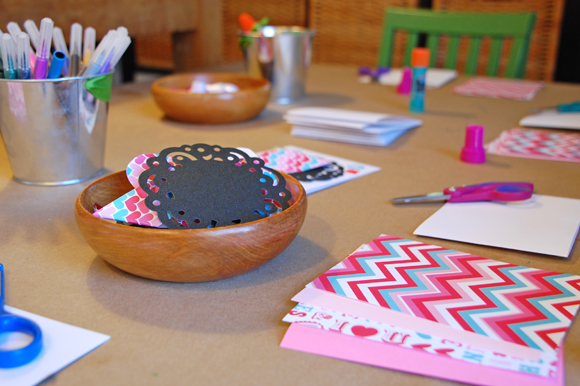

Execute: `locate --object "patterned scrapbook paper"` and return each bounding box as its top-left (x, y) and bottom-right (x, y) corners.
top-left (308, 235), bottom-right (580, 353)
top-left (453, 78), bottom-right (544, 101)
top-left (486, 128), bottom-right (580, 163)
top-left (256, 147), bottom-right (332, 174)
top-left (93, 153), bottom-right (165, 228)
top-left (283, 303), bottom-right (557, 377)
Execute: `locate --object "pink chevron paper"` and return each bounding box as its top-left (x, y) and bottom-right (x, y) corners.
top-left (486, 128), bottom-right (580, 163)
top-left (453, 77), bottom-right (544, 101)
top-left (299, 235), bottom-right (580, 359)
top-left (256, 147), bottom-right (332, 174)
top-left (280, 323), bottom-right (565, 386)
top-left (282, 303), bottom-right (556, 376)
top-left (93, 153), bottom-right (166, 228)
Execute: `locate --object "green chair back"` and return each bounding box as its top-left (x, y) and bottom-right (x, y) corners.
top-left (378, 7), bottom-right (536, 79)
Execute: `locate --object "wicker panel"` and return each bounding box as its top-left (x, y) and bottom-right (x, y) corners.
top-left (309, 0), bottom-right (419, 67)
top-left (222, 0), bottom-right (308, 63)
top-left (135, 34), bottom-right (175, 70)
top-left (432, 0), bottom-right (565, 81)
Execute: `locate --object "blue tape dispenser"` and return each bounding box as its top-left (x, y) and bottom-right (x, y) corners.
top-left (0, 264), bottom-right (43, 368)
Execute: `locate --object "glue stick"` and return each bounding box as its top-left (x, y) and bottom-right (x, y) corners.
top-left (409, 48), bottom-right (430, 113)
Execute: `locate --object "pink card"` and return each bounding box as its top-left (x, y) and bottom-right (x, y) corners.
top-left (486, 128), bottom-right (580, 163)
top-left (280, 323), bottom-right (564, 386)
top-left (283, 303), bottom-right (556, 376)
top-left (453, 77), bottom-right (544, 101)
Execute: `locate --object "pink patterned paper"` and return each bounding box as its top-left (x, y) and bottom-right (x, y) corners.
top-left (486, 128), bottom-right (580, 163)
top-left (256, 147), bottom-right (332, 174)
top-left (453, 77), bottom-right (544, 101)
top-left (93, 153), bottom-right (166, 228)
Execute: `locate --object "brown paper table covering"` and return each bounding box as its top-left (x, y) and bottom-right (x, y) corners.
top-left (0, 64), bottom-right (578, 385)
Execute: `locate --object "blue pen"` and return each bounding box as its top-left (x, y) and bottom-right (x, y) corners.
top-left (409, 48), bottom-right (430, 114)
top-left (1, 33), bottom-right (17, 79)
top-left (47, 50), bottom-right (66, 79)
top-left (16, 32), bottom-right (31, 79)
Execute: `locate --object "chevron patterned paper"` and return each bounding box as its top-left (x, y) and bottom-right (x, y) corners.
top-left (453, 77), bottom-right (544, 101)
top-left (308, 235), bottom-right (580, 353)
top-left (486, 128), bottom-right (580, 163)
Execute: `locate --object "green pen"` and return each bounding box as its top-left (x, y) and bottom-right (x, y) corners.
top-left (1, 33), bottom-right (17, 79)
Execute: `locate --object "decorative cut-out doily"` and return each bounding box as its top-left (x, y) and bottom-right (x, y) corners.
top-left (138, 144), bottom-right (291, 229)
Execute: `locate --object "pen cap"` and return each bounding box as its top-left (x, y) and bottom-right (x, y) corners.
top-left (16, 32), bottom-right (31, 70)
top-left (83, 27), bottom-right (96, 62)
top-left (70, 23), bottom-right (82, 56)
top-left (6, 22), bottom-right (22, 40)
top-left (23, 20), bottom-right (39, 50)
top-left (37, 17), bottom-right (54, 60)
top-left (52, 27), bottom-right (69, 55)
top-left (1, 34), bottom-right (16, 69)
top-left (411, 47), bottom-right (430, 68)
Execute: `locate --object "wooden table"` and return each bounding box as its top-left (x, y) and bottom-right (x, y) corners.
top-left (0, 64), bottom-right (579, 385)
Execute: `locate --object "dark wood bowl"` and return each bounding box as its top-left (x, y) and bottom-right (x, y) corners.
top-left (151, 73), bottom-right (271, 124)
top-left (75, 171), bottom-right (307, 282)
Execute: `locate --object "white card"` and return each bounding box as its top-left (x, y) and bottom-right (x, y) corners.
top-left (0, 306), bottom-right (110, 386)
top-left (413, 194), bottom-right (580, 257)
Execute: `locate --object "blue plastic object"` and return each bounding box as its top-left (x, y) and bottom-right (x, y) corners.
top-left (0, 264), bottom-right (43, 368)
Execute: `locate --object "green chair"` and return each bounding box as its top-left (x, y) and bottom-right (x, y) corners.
top-left (378, 7), bottom-right (536, 79)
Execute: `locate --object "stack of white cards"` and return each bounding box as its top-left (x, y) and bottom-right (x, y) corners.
top-left (285, 107), bottom-right (422, 146)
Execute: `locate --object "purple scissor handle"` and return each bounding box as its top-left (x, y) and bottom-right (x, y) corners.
top-left (392, 182), bottom-right (534, 204)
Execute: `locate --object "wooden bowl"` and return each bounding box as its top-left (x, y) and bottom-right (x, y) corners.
top-left (151, 73), bottom-right (271, 124)
top-left (75, 171), bottom-right (307, 282)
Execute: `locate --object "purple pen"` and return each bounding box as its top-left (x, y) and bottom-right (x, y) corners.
top-left (32, 17), bottom-right (53, 79)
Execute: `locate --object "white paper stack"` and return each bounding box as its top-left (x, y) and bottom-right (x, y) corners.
top-left (377, 68), bottom-right (458, 88)
top-left (285, 107), bottom-right (422, 146)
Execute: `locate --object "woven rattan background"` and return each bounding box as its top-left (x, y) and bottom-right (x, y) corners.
top-left (222, 0), bottom-right (308, 63)
top-left (308, 0), bottom-right (419, 68)
top-left (432, 0), bottom-right (565, 81)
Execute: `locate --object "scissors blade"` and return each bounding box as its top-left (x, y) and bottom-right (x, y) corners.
top-left (391, 192), bottom-right (451, 204)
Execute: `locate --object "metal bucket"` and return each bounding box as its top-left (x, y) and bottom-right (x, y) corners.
top-left (241, 26), bottom-right (315, 104)
top-left (0, 75), bottom-right (109, 185)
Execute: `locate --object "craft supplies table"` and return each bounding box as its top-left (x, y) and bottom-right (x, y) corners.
top-left (0, 64), bottom-right (579, 385)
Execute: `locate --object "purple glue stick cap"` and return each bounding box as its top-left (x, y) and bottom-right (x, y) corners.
top-left (460, 125), bottom-right (486, 164)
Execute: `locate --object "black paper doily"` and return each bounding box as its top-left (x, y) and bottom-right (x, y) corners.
top-left (138, 144), bottom-right (292, 229)
top-left (290, 162), bottom-right (344, 181)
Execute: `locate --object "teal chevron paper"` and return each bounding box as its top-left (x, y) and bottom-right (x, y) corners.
top-left (308, 235), bottom-right (580, 353)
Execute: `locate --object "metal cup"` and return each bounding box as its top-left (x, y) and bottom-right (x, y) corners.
top-left (241, 26), bottom-right (315, 104)
top-left (0, 75), bottom-right (109, 185)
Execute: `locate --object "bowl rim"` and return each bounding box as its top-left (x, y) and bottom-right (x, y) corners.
top-left (76, 169), bottom-right (306, 235)
top-left (151, 72), bottom-right (271, 96)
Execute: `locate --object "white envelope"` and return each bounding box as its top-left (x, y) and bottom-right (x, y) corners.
top-left (519, 111), bottom-right (580, 130)
top-left (377, 68), bottom-right (458, 88)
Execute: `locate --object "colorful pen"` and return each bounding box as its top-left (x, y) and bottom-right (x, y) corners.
top-left (52, 27), bottom-right (69, 77)
top-left (0, 28), bottom-right (4, 78)
top-left (16, 32), bottom-right (31, 79)
top-left (6, 22), bottom-right (22, 41)
top-left (82, 27), bottom-right (95, 66)
top-left (32, 17), bottom-right (53, 79)
top-left (69, 23), bottom-right (82, 76)
top-left (47, 50), bottom-right (66, 79)
top-left (1, 33), bottom-right (17, 79)
top-left (23, 19), bottom-right (39, 51)
top-left (79, 29), bottom-right (115, 76)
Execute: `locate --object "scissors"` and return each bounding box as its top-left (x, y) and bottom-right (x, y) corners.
top-left (0, 264), bottom-right (43, 368)
top-left (391, 182), bottom-right (534, 204)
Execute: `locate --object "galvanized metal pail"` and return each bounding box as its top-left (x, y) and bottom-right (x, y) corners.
top-left (0, 75), bottom-right (109, 185)
top-left (241, 26), bottom-right (315, 105)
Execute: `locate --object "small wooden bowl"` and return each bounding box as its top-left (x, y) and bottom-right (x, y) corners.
top-left (75, 171), bottom-right (307, 282)
top-left (151, 73), bottom-right (271, 124)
